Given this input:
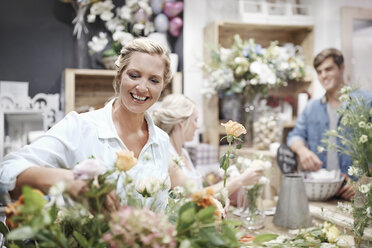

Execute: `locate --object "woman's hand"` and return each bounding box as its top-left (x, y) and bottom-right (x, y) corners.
top-left (239, 168), bottom-right (264, 186)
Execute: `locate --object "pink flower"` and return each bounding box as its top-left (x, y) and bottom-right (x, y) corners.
top-left (73, 158), bottom-right (106, 180)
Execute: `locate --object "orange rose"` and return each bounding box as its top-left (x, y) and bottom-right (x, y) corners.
top-left (221, 120), bottom-right (247, 137)
top-left (115, 150), bottom-right (137, 171)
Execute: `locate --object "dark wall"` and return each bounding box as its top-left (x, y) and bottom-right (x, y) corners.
top-left (0, 0), bottom-right (183, 98)
top-left (0, 0), bottom-right (77, 98)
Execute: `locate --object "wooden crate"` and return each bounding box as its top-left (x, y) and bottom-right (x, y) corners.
top-left (202, 21), bottom-right (314, 146)
top-left (63, 68), bottom-right (182, 114)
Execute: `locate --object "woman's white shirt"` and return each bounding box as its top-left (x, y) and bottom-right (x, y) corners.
top-left (0, 99), bottom-right (170, 209)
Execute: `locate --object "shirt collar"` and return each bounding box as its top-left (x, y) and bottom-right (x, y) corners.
top-left (98, 98), bottom-right (159, 146)
top-left (321, 94), bottom-right (327, 104)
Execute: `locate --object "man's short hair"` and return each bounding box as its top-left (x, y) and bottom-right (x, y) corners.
top-left (313, 48), bottom-right (344, 69)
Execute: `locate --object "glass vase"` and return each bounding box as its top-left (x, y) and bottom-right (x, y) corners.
top-left (239, 185), bottom-right (265, 230)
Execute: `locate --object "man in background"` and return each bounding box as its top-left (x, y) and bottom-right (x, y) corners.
top-left (287, 48), bottom-right (371, 200)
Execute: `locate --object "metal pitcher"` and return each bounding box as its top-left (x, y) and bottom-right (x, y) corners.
top-left (273, 174), bottom-right (312, 229)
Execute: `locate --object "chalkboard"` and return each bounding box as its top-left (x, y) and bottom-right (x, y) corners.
top-left (276, 144), bottom-right (298, 174)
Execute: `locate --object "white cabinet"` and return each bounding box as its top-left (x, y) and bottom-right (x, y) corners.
top-left (0, 110), bottom-right (46, 160)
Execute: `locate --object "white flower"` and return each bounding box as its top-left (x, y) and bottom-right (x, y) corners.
top-left (136, 176), bottom-right (161, 197)
top-left (337, 202), bottom-right (353, 214)
top-left (339, 94), bottom-right (350, 102)
top-left (359, 184), bottom-right (370, 194)
top-left (340, 85), bottom-right (353, 94)
top-left (227, 165), bottom-right (241, 178)
top-left (87, 14), bottom-right (96, 23)
top-left (100, 10), bottom-right (114, 21)
top-left (359, 121), bottom-right (366, 128)
top-left (133, 23), bottom-right (145, 34)
top-left (250, 61), bottom-right (276, 85)
top-left (359, 134), bottom-right (368, 143)
top-left (366, 207), bottom-right (371, 218)
top-left (48, 181), bottom-right (66, 196)
top-left (119, 6), bottom-right (132, 20)
top-left (88, 32), bottom-right (109, 54)
top-left (112, 31), bottom-right (134, 46)
top-left (258, 176), bottom-right (270, 185)
top-left (172, 186), bottom-right (186, 198)
top-left (184, 179), bottom-right (198, 194)
top-left (317, 146), bottom-right (325, 153)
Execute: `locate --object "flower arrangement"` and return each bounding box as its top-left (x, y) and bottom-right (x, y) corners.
top-left (319, 85), bottom-right (372, 245)
top-left (61, 0), bottom-right (184, 59)
top-left (320, 86), bottom-right (372, 178)
top-left (1, 150), bottom-right (241, 247)
top-left (203, 34), bottom-right (307, 97)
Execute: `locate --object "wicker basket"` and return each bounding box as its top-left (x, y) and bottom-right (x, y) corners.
top-left (101, 55), bottom-right (118, 70)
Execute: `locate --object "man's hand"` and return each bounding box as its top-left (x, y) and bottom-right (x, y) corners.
top-left (297, 147), bottom-right (323, 171)
top-left (290, 141), bottom-right (322, 171)
top-left (336, 175), bottom-right (355, 200)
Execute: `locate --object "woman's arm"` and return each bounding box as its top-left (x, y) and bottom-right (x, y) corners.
top-left (168, 160), bottom-right (188, 189)
top-left (10, 167), bottom-right (86, 199)
top-left (208, 168), bottom-right (263, 196)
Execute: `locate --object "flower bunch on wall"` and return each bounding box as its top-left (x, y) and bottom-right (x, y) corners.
top-left (203, 34), bottom-right (307, 97)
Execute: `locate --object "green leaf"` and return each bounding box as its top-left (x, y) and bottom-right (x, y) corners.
top-left (199, 227), bottom-right (226, 246)
top-left (22, 186), bottom-right (47, 212)
top-left (220, 154), bottom-right (230, 170)
top-left (253, 233), bottom-right (278, 244)
top-left (73, 231), bottom-right (90, 248)
top-left (0, 221), bottom-right (9, 235)
top-left (236, 144), bottom-right (242, 149)
top-left (221, 224), bottom-right (239, 244)
top-left (7, 226), bottom-right (35, 240)
top-left (196, 206), bottom-right (216, 222)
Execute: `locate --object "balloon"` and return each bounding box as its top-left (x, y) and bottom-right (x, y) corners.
top-left (163, 1), bottom-right (184, 18)
top-left (169, 16), bottom-right (183, 37)
top-left (154, 13), bottom-right (169, 33)
top-left (133, 8), bottom-right (148, 23)
top-left (150, 0), bottom-right (164, 15)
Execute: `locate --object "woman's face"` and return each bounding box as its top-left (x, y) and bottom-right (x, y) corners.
top-left (183, 107), bottom-right (199, 142)
top-left (119, 52), bottom-right (165, 114)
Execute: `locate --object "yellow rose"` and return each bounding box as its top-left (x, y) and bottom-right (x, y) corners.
top-left (221, 120), bottom-right (247, 137)
top-left (326, 225), bottom-right (340, 243)
top-left (115, 150), bottom-right (137, 171)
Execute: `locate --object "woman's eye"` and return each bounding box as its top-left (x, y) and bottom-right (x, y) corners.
top-left (150, 78), bottom-right (159, 83)
top-left (129, 73), bottom-right (138, 79)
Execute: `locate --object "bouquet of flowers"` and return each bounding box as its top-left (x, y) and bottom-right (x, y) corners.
top-left (319, 85), bottom-right (372, 245)
top-left (60, 0), bottom-right (184, 60)
top-left (1, 150), bottom-right (241, 247)
top-left (203, 34), bottom-right (307, 97)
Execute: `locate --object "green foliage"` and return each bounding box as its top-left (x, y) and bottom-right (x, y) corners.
top-left (2, 172), bottom-right (116, 248)
top-left (176, 201), bottom-right (240, 247)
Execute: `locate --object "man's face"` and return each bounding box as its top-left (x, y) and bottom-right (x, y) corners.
top-left (315, 57), bottom-right (344, 94)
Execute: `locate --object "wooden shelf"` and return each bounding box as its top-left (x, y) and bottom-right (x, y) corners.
top-left (202, 21), bottom-right (314, 146)
top-left (63, 68), bottom-right (183, 114)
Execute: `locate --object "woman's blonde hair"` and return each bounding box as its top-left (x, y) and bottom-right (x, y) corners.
top-left (113, 37), bottom-right (172, 95)
top-left (152, 94), bottom-right (195, 135)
